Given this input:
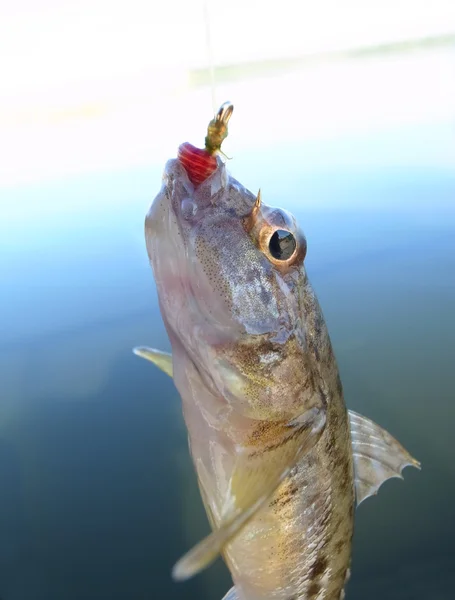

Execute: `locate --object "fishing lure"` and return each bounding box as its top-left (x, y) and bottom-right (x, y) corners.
top-left (177, 101), bottom-right (233, 185)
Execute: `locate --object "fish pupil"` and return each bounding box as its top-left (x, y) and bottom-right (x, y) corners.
top-left (269, 230), bottom-right (296, 260)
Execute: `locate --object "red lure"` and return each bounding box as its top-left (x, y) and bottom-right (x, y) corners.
top-left (178, 143), bottom-right (217, 186)
top-left (177, 102), bottom-right (233, 186)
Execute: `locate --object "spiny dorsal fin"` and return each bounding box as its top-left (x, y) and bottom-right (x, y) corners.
top-left (132, 347), bottom-right (173, 377)
top-left (348, 410), bottom-right (420, 506)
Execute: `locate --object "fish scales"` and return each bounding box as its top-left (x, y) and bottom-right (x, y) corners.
top-left (148, 160), bottom-right (352, 599)
top-left (215, 281), bottom-right (354, 600)
top-left (135, 103), bottom-right (420, 600)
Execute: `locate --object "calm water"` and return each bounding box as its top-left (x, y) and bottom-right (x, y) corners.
top-left (1, 84), bottom-right (455, 597)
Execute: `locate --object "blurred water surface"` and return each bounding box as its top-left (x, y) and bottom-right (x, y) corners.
top-left (1, 46), bottom-right (454, 600)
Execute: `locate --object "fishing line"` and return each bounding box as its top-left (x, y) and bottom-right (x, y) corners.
top-left (203, 0), bottom-right (217, 113)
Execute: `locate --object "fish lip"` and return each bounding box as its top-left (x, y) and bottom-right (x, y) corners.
top-left (164, 156), bottom-right (227, 207)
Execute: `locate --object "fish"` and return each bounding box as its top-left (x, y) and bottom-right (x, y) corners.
top-left (134, 103), bottom-right (420, 600)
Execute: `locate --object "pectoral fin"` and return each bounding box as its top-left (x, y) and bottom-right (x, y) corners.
top-left (172, 406), bottom-right (326, 581)
top-left (132, 347), bottom-right (173, 377)
top-left (349, 410), bottom-right (420, 506)
top-left (221, 587), bottom-right (238, 600)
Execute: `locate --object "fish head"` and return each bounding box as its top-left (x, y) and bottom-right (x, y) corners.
top-left (146, 159), bottom-right (325, 423)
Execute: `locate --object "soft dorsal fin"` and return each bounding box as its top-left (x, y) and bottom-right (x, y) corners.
top-left (133, 346), bottom-right (173, 376)
top-left (348, 410), bottom-right (420, 506)
top-left (221, 586), bottom-right (238, 600)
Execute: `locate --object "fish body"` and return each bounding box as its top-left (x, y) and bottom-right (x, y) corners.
top-left (137, 106), bottom-right (420, 600)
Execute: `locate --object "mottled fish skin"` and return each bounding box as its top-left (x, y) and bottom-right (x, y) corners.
top-left (217, 289), bottom-right (354, 600)
top-left (146, 158), bottom-right (354, 599)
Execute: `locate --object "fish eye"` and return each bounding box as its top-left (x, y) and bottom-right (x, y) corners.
top-left (268, 230), bottom-right (297, 261)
